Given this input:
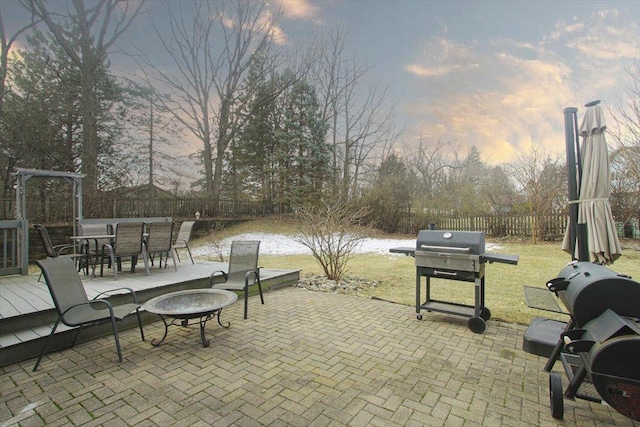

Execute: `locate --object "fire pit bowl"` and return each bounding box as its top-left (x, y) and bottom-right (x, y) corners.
top-left (143, 289), bottom-right (238, 347)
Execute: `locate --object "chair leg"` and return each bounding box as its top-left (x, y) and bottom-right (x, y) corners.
top-left (109, 316), bottom-right (123, 363)
top-left (169, 248), bottom-right (178, 271)
top-left (243, 289), bottom-right (248, 320)
top-left (257, 278), bottom-right (264, 305)
top-left (141, 247), bottom-right (150, 276)
top-left (33, 317), bottom-right (62, 371)
top-left (136, 309), bottom-right (145, 342)
top-left (187, 246), bottom-right (194, 264)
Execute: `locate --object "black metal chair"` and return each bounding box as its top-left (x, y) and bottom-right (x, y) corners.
top-left (33, 256), bottom-right (145, 371)
top-left (209, 240), bottom-right (263, 319)
top-left (33, 224), bottom-right (87, 278)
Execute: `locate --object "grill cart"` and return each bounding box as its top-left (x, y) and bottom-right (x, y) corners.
top-left (390, 230), bottom-right (518, 334)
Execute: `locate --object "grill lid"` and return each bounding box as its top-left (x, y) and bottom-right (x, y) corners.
top-left (416, 230), bottom-right (485, 255)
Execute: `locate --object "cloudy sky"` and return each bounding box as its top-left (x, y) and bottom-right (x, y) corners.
top-left (273, 0), bottom-right (639, 163)
top-left (4, 0), bottom-right (640, 166)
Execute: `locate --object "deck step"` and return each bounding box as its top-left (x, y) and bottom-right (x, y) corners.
top-left (0, 262), bottom-right (300, 367)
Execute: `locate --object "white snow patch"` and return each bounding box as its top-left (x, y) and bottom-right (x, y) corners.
top-left (191, 232), bottom-right (502, 258)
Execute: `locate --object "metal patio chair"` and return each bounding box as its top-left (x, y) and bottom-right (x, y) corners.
top-left (173, 221), bottom-right (195, 264)
top-left (79, 223), bottom-right (112, 277)
top-left (100, 222), bottom-right (150, 280)
top-left (209, 240), bottom-right (263, 319)
top-left (34, 223), bottom-right (87, 279)
top-left (145, 221), bottom-right (177, 270)
top-left (33, 256), bottom-right (145, 371)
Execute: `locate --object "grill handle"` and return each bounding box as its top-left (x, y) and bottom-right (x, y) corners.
top-left (433, 270), bottom-right (458, 277)
top-left (546, 277), bottom-right (569, 293)
top-left (420, 245), bottom-right (471, 253)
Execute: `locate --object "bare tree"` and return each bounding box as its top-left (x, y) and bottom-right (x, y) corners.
top-left (312, 28), bottom-right (399, 200)
top-left (143, 0), bottom-right (285, 199)
top-left (507, 141), bottom-right (566, 243)
top-left (21, 0), bottom-right (144, 195)
top-left (295, 200), bottom-right (372, 281)
top-left (403, 137), bottom-right (457, 210)
top-left (607, 62), bottom-right (640, 227)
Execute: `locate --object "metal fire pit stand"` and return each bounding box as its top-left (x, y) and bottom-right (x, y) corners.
top-left (143, 289), bottom-right (238, 347)
top-left (151, 309), bottom-right (230, 348)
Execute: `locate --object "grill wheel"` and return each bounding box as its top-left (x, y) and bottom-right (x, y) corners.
top-left (550, 372), bottom-right (564, 419)
top-left (467, 316), bottom-right (486, 334)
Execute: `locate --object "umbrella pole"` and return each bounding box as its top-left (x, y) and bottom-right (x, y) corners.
top-left (564, 107), bottom-right (579, 260)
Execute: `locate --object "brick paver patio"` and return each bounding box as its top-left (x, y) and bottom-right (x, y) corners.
top-left (1, 287), bottom-right (638, 426)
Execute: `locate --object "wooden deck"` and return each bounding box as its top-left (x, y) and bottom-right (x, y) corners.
top-left (0, 259), bottom-right (300, 367)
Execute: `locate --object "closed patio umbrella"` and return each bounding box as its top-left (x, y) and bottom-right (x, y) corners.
top-left (562, 102), bottom-right (622, 264)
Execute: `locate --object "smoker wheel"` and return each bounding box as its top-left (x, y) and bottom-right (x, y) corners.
top-left (467, 316), bottom-right (486, 333)
top-left (416, 314), bottom-right (423, 320)
top-left (480, 307), bottom-right (491, 321)
top-left (550, 373), bottom-right (564, 419)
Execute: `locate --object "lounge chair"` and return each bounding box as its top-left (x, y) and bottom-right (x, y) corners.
top-left (33, 256), bottom-right (145, 371)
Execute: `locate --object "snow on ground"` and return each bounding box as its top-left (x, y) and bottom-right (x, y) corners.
top-left (192, 232), bottom-right (502, 258)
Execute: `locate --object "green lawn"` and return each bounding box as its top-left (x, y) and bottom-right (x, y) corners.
top-left (196, 218), bottom-right (640, 326)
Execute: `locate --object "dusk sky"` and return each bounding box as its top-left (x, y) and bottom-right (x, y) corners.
top-left (4, 0), bottom-right (640, 166)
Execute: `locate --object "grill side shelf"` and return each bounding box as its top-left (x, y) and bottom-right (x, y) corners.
top-left (389, 247), bottom-right (415, 257)
top-left (483, 253), bottom-right (519, 265)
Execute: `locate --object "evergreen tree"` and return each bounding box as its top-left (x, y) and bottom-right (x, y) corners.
top-left (275, 80), bottom-right (329, 205)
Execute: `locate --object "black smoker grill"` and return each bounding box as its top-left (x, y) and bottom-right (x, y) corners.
top-left (543, 261), bottom-right (640, 421)
top-left (391, 230), bottom-right (518, 334)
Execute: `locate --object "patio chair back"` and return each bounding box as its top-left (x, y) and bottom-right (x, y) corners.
top-left (146, 222), bottom-right (174, 253)
top-left (228, 240), bottom-right (260, 283)
top-left (113, 222), bottom-right (146, 256)
top-left (146, 221), bottom-right (177, 270)
top-left (210, 240), bottom-right (263, 319)
top-left (79, 223), bottom-right (111, 248)
top-left (40, 256), bottom-right (90, 322)
top-left (34, 224), bottom-right (58, 258)
top-left (33, 224), bottom-right (85, 278)
top-left (173, 221), bottom-right (195, 263)
top-left (100, 222), bottom-right (150, 279)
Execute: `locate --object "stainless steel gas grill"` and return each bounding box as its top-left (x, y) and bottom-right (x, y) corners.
top-left (390, 230), bottom-right (518, 334)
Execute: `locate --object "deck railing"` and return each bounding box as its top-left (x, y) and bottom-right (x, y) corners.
top-left (0, 220), bottom-right (25, 276)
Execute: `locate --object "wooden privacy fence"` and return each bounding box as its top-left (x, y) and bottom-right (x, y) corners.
top-left (396, 211), bottom-right (569, 239)
top-left (1, 196), bottom-right (292, 224)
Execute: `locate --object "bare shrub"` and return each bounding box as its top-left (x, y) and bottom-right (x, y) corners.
top-left (295, 201), bottom-right (372, 281)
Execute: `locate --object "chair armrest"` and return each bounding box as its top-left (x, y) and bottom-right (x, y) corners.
top-left (244, 269), bottom-right (260, 286)
top-left (209, 270), bottom-right (228, 287)
top-left (60, 298), bottom-right (114, 322)
top-left (93, 287), bottom-right (139, 304)
top-left (54, 243), bottom-right (79, 255)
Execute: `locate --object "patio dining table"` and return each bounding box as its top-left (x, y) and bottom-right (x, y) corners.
top-left (71, 231), bottom-right (150, 278)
